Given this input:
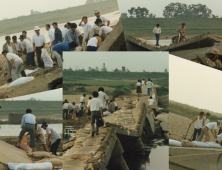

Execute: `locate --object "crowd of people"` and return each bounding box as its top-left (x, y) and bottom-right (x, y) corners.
top-left (190, 112), bottom-right (222, 143)
top-left (1, 10), bottom-right (113, 82)
top-left (16, 109), bottom-right (61, 155)
top-left (135, 78), bottom-right (154, 96)
top-left (63, 87), bottom-right (117, 137)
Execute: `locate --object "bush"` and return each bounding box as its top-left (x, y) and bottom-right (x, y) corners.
top-left (157, 87), bottom-right (168, 96)
top-left (112, 89), bottom-right (125, 98)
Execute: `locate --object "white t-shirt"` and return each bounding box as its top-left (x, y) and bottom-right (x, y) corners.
top-left (142, 80), bottom-right (145, 85)
top-left (148, 99), bottom-right (155, 106)
top-left (21, 39), bottom-right (34, 53)
top-left (98, 91), bottom-right (109, 109)
top-left (7, 44), bottom-right (13, 53)
top-left (62, 28), bottom-right (68, 38)
top-left (80, 96), bottom-right (85, 102)
top-left (81, 22), bottom-right (91, 39)
top-left (32, 34), bottom-right (46, 47)
top-left (14, 42), bottom-right (22, 51)
top-left (99, 26), bottom-right (112, 36)
top-left (204, 117), bottom-right (210, 125)
top-left (195, 116), bottom-right (203, 129)
top-left (48, 29), bottom-right (54, 46)
top-left (147, 81), bottom-right (153, 88)
top-left (6, 53), bottom-right (23, 63)
top-left (75, 104), bottom-right (81, 112)
top-left (35, 125), bottom-right (46, 143)
top-left (99, 15), bottom-right (109, 25)
top-left (206, 122), bottom-right (217, 130)
top-left (68, 103), bottom-right (74, 110)
top-left (153, 27), bottom-right (161, 34)
top-left (87, 37), bottom-right (98, 47)
top-left (46, 127), bottom-right (61, 144)
top-left (136, 82), bottom-right (141, 86)
top-left (87, 98), bottom-right (103, 111)
top-left (63, 103), bottom-right (69, 109)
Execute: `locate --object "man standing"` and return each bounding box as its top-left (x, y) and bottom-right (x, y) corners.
top-left (153, 24), bottom-right (161, 46)
top-left (147, 78), bottom-right (153, 95)
top-left (22, 31), bottom-right (32, 42)
top-left (52, 22), bottom-right (62, 45)
top-left (2, 36), bottom-right (18, 75)
top-left (12, 36), bottom-right (22, 56)
top-left (189, 112), bottom-right (205, 141)
top-left (64, 23), bottom-right (81, 46)
top-left (79, 16), bottom-right (91, 44)
top-left (19, 35), bottom-right (36, 70)
top-left (176, 23), bottom-right (186, 42)
top-left (42, 122), bottom-right (61, 156)
top-left (52, 41), bottom-right (78, 67)
top-left (89, 19), bottom-right (101, 39)
top-left (2, 50), bottom-right (23, 81)
top-left (94, 10), bottom-right (110, 26)
top-left (63, 99), bottom-right (69, 120)
top-left (45, 24), bottom-right (55, 47)
top-left (196, 121), bottom-right (222, 142)
top-left (32, 26), bottom-right (46, 68)
top-left (87, 91), bottom-right (103, 137)
top-left (17, 109), bottom-right (36, 152)
top-left (80, 94), bottom-right (86, 116)
top-left (98, 87), bottom-right (109, 113)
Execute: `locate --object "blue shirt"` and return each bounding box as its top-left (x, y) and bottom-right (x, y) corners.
top-left (64, 29), bottom-right (79, 43)
top-left (21, 113), bottom-right (36, 128)
top-left (54, 28), bottom-right (62, 44)
top-left (52, 42), bottom-right (70, 54)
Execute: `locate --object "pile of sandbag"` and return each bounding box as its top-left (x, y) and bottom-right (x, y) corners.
top-left (8, 162), bottom-right (53, 170)
top-left (41, 48), bottom-right (53, 68)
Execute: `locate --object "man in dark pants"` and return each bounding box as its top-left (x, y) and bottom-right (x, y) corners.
top-left (17, 109), bottom-right (36, 152)
top-left (42, 122), bottom-right (61, 156)
top-left (87, 91), bottom-right (103, 137)
top-left (153, 24), bottom-right (161, 46)
top-left (52, 22), bottom-right (62, 45)
top-left (32, 26), bottom-right (46, 68)
top-left (62, 99), bottom-right (69, 120)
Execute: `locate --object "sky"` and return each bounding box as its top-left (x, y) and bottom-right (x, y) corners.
top-left (117, 0), bottom-right (222, 17)
top-left (170, 55), bottom-right (222, 114)
top-left (63, 52), bottom-right (169, 72)
top-left (4, 88), bottom-right (62, 101)
top-left (0, 0), bottom-right (86, 20)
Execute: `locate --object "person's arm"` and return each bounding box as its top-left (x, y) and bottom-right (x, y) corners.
top-left (35, 134), bottom-right (41, 138)
top-left (107, 20), bottom-right (110, 27)
top-left (33, 43), bottom-right (36, 52)
top-left (97, 37), bottom-right (101, 47)
top-left (202, 118), bottom-right (205, 127)
top-left (10, 59), bottom-right (15, 69)
top-left (79, 20), bottom-right (83, 26)
top-left (189, 116), bottom-right (197, 126)
top-left (43, 42), bottom-right (45, 48)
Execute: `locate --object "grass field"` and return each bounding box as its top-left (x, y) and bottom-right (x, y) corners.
top-left (170, 100), bottom-right (222, 122)
top-left (0, 0), bottom-right (119, 36)
top-left (121, 18), bottom-right (222, 38)
top-left (0, 101), bottom-right (61, 118)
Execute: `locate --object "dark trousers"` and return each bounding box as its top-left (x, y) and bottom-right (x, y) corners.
top-left (50, 139), bottom-right (61, 155)
top-left (87, 46), bottom-right (98, 51)
top-left (115, 106), bottom-right (118, 111)
top-left (81, 107), bottom-right (84, 117)
top-left (155, 34), bottom-right (160, 46)
top-left (19, 124), bottom-right (35, 147)
top-left (78, 35), bottom-right (83, 46)
top-left (63, 109), bottom-right (68, 120)
top-left (35, 46), bottom-right (44, 68)
top-left (76, 111), bottom-right (80, 117)
top-left (88, 109), bottom-right (91, 116)
top-left (192, 128), bottom-right (202, 141)
top-left (26, 52), bottom-right (36, 67)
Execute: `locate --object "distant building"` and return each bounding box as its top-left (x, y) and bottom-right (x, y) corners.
top-left (8, 112), bottom-right (24, 121)
top-left (30, 9), bottom-right (41, 15)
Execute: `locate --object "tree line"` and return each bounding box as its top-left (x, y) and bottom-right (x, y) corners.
top-left (121, 3), bottom-right (219, 18)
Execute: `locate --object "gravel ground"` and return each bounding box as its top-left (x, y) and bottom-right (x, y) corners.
top-left (169, 112), bottom-right (215, 142)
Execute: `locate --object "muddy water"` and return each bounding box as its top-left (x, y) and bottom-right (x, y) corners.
top-left (147, 39), bottom-right (172, 46)
top-left (0, 124), bottom-right (62, 136)
top-left (0, 11), bottom-right (120, 48)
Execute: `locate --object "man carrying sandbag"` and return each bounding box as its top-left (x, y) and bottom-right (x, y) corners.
top-left (87, 91), bottom-right (103, 137)
top-left (41, 122), bottom-right (61, 156)
top-left (17, 109), bottom-right (36, 152)
top-left (196, 120), bottom-right (222, 142)
top-left (2, 50), bottom-right (23, 81)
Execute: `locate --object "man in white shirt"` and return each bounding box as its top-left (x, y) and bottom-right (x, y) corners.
top-left (19, 35), bottom-right (36, 70)
top-left (2, 50), bottom-right (23, 81)
top-left (147, 78), bottom-right (153, 95)
top-left (80, 94), bottom-right (86, 116)
top-left (89, 19), bottom-right (101, 38)
top-left (63, 99), bottom-right (69, 120)
top-left (79, 16), bottom-right (91, 44)
top-left (153, 24), bottom-right (161, 46)
top-left (99, 24), bottom-right (113, 41)
top-left (196, 121), bottom-right (222, 142)
top-left (72, 102), bottom-right (81, 118)
top-left (87, 91), bottom-right (103, 137)
top-left (94, 10), bottom-right (110, 26)
top-left (42, 122), bottom-right (61, 155)
top-left (32, 26), bottom-right (46, 68)
top-left (45, 24), bottom-right (55, 47)
top-left (98, 87), bottom-right (109, 112)
top-left (12, 36), bottom-right (22, 56)
top-left (147, 96), bottom-right (155, 106)
top-left (18, 109), bottom-right (36, 152)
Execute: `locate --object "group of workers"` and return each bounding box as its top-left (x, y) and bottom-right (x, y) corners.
top-left (136, 78), bottom-right (154, 96)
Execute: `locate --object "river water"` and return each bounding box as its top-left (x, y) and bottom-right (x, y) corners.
top-left (0, 124), bottom-right (62, 136)
top-left (145, 39), bottom-right (172, 46)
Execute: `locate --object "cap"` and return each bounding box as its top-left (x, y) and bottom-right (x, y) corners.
top-left (5, 36), bottom-right (10, 40)
top-left (41, 122), bottom-right (48, 128)
top-left (94, 10), bottom-right (100, 14)
top-left (12, 36), bottom-right (17, 40)
top-left (19, 35), bottom-right (25, 39)
top-left (34, 26), bottom-right (40, 31)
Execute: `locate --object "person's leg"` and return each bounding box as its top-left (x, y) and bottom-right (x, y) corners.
top-left (30, 52), bottom-right (36, 69)
top-left (91, 111), bottom-right (96, 136)
top-left (65, 109), bottom-right (68, 120)
top-left (26, 52), bottom-right (32, 69)
top-left (7, 60), bottom-right (12, 75)
top-left (29, 124), bottom-right (35, 152)
top-left (192, 128), bottom-right (198, 141)
top-left (95, 111), bottom-right (101, 135)
top-left (11, 67), bottom-right (16, 81)
top-left (54, 139), bottom-right (61, 156)
top-left (63, 109), bottom-right (66, 119)
top-left (52, 51), bottom-right (62, 67)
top-left (35, 47), bottom-right (41, 68)
top-left (81, 107), bottom-right (84, 116)
top-left (204, 130), bottom-right (210, 143)
top-left (197, 128), bottom-right (202, 138)
top-left (15, 61), bottom-right (22, 80)
top-left (39, 47), bottom-right (44, 68)
top-left (18, 126), bottom-right (28, 147)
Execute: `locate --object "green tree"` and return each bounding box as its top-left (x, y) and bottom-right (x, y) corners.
top-left (188, 4), bottom-right (212, 18)
top-left (128, 7), bottom-right (135, 17)
top-left (121, 13), bottom-right (128, 18)
top-left (163, 3), bottom-right (188, 18)
top-left (122, 66), bottom-right (126, 72)
top-left (101, 63), bottom-right (107, 72)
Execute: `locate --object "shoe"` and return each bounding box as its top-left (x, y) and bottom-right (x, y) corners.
top-left (92, 132), bottom-right (95, 137)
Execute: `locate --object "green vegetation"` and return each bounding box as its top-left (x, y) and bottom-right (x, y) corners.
top-left (0, 101), bottom-right (61, 117)
top-left (0, 0), bottom-right (119, 36)
top-left (121, 18), bottom-right (222, 38)
top-left (170, 100), bottom-right (222, 122)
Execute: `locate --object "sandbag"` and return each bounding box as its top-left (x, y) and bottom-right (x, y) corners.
top-left (9, 77), bottom-right (34, 87)
top-left (8, 162), bottom-right (53, 170)
top-left (19, 135), bottom-right (32, 152)
top-left (217, 134), bottom-right (222, 141)
top-left (28, 151), bottom-right (50, 158)
top-left (25, 68), bottom-right (40, 75)
top-left (169, 139), bottom-right (182, 147)
top-left (181, 140), bottom-right (195, 147)
top-left (192, 141), bottom-right (210, 148)
top-left (74, 46), bottom-right (83, 51)
top-left (41, 48), bottom-right (53, 68)
top-left (205, 142), bottom-right (221, 148)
